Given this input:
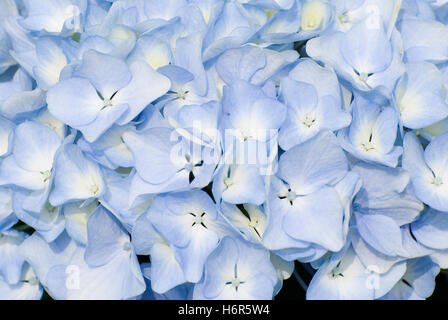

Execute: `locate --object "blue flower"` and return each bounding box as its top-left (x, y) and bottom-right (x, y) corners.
top-left (279, 59), bottom-right (351, 150)
top-left (50, 142), bottom-right (105, 206)
top-left (403, 131), bottom-right (448, 212)
top-left (19, 207), bottom-right (145, 299)
top-left (307, 246), bottom-right (407, 300)
top-left (398, 17), bottom-right (448, 64)
top-left (263, 131), bottom-right (348, 258)
top-left (381, 257), bottom-right (440, 300)
top-left (0, 121), bottom-right (62, 213)
top-left (193, 236), bottom-right (278, 299)
top-left (139, 190), bottom-right (229, 284)
top-left (307, 17), bottom-right (404, 97)
top-left (338, 94), bottom-right (402, 167)
top-left (394, 62), bottom-right (448, 129)
top-left (349, 162), bottom-right (428, 272)
top-left (47, 50), bottom-right (170, 142)
top-left (19, 0), bottom-right (86, 35)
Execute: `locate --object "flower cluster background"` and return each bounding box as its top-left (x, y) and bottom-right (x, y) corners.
top-left (1, 0), bottom-right (448, 300)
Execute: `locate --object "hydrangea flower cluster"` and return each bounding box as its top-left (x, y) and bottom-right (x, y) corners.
top-left (1, 0), bottom-right (448, 300)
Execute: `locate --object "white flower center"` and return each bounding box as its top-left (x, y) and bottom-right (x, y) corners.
top-left (184, 162), bottom-right (193, 172)
top-left (194, 215), bottom-right (203, 225)
top-left (359, 72), bottom-right (369, 82)
top-left (123, 242), bottom-right (132, 251)
top-left (238, 129), bottom-right (252, 142)
top-left (301, 1), bottom-right (328, 30)
top-left (231, 278), bottom-right (241, 288)
top-left (287, 190), bottom-right (297, 201)
top-left (361, 141), bottom-right (375, 152)
top-left (177, 89), bottom-right (189, 100)
top-left (90, 184), bottom-right (100, 195)
top-left (102, 98), bottom-right (113, 109)
top-left (41, 170), bottom-right (52, 182)
top-left (249, 219), bottom-right (258, 229)
top-left (28, 277), bottom-right (39, 286)
top-left (301, 114), bottom-right (316, 128)
top-left (339, 14), bottom-right (349, 24)
top-left (331, 264), bottom-right (343, 278)
top-left (224, 177), bottom-right (234, 188)
top-left (432, 176), bottom-right (444, 187)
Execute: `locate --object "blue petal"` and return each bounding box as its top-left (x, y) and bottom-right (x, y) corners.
top-left (47, 77), bottom-right (103, 127)
top-left (278, 131), bottom-right (348, 195)
top-left (85, 206), bottom-right (130, 267)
